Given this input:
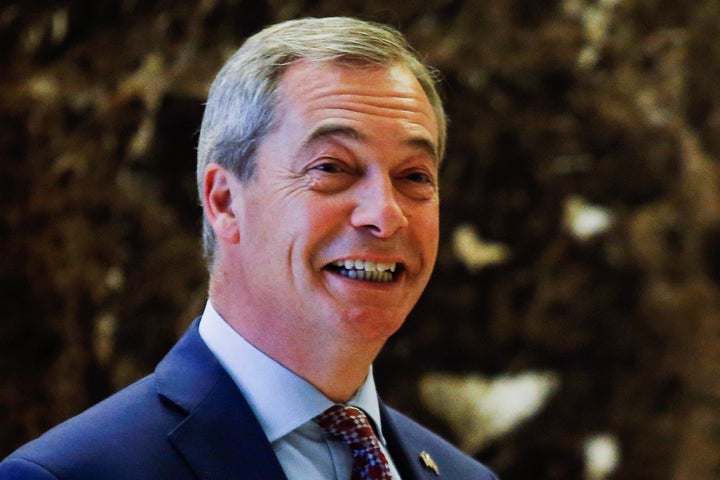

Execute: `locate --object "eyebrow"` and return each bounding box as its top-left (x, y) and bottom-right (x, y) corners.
top-left (302, 124), bottom-right (439, 164)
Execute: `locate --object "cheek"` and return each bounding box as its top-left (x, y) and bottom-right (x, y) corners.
top-left (304, 196), bottom-right (350, 229)
top-left (289, 198), bottom-right (349, 259)
top-left (414, 207), bottom-right (440, 251)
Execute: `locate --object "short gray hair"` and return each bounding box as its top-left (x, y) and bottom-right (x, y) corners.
top-left (197, 16), bottom-right (447, 266)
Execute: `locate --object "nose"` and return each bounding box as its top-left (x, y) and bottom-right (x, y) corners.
top-left (350, 175), bottom-right (408, 238)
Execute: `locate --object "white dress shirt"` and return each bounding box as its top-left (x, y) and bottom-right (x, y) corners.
top-left (198, 301), bottom-right (402, 479)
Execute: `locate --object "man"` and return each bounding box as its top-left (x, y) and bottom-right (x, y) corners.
top-left (1, 17), bottom-right (498, 479)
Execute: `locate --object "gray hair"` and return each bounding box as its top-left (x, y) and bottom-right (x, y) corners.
top-left (197, 16), bottom-right (447, 266)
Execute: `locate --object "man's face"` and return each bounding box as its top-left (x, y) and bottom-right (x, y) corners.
top-left (224, 60), bottom-right (440, 344)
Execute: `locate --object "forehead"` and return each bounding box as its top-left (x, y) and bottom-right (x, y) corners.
top-left (272, 60), bottom-right (439, 153)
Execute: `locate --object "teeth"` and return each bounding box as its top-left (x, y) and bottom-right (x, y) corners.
top-left (332, 260), bottom-right (397, 272)
top-left (331, 259), bottom-right (398, 282)
top-left (376, 262), bottom-right (396, 272)
top-left (343, 269), bottom-right (392, 282)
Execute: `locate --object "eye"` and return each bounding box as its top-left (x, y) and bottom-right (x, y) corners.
top-left (311, 162), bottom-right (344, 174)
top-left (405, 171), bottom-right (433, 184)
top-left (396, 167), bottom-right (438, 201)
top-left (305, 159), bottom-right (355, 193)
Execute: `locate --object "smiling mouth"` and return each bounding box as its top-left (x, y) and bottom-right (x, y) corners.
top-left (326, 259), bottom-right (402, 283)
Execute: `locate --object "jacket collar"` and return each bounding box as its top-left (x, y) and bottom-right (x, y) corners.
top-left (154, 318), bottom-right (433, 480)
top-left (155, 318), bottom-right (288, 480)
top-left (381, 404), bottom-right (442, 479)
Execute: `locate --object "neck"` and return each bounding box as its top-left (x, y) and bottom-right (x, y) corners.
top-left (209, 279), bottom-right (384, 403)
top-left (272, 337), bottom-right (380, 402)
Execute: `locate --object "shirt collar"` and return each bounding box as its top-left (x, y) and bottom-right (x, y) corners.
top-left (198, 301), bottom-right (386, 443)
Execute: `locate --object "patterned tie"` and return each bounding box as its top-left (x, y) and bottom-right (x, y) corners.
top-left (315, 404), bottom-right (393, 480)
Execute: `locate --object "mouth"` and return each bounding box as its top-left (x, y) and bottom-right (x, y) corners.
top-left (325, 259), bottom-right (403, 283)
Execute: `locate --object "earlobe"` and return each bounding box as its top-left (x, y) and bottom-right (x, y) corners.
top-left (203, 163), bottom-right (241, 244)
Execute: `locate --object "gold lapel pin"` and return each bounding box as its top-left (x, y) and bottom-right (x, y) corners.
top-left (419, 450), bottom-right (440, 475)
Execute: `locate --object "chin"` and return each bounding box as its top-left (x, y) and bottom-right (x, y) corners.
top-left (338, 308), bottom-right (408, 342)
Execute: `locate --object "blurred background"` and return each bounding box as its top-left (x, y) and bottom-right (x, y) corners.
top-left (2, 1), bottom-right (720, 479)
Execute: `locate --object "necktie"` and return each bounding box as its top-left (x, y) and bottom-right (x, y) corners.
top-left (315, 404), bottom-right (393, 480)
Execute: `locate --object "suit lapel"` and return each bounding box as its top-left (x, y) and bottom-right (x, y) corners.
top-left (155, 320), bottom-right (447, 480)
top-left (168, 372), bottom-right (288, 480)
top-left (380, 403), bottom-right (438, 480)
top-left (156, 319), bottom-right (288, 480)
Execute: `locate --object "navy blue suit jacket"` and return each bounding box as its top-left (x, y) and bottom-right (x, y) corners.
top-left (1, 319), bottom-right (498, 479)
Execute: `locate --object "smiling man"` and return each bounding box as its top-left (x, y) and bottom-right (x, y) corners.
top-left (1, 17), bottom-right (498, 480)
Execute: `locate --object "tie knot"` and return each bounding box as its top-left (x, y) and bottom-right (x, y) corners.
top-left (314, 404), bottom-right (378, 449)
top-left (315, 404), bottom-right (393, 479)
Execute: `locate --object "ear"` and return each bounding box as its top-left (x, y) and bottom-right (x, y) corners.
top-left (203, 162), bottom-right (241, 245)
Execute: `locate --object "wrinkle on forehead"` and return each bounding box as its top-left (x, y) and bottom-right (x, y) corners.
top-left (301, 122), bottom-right (439, 164)
top-left (276, 61), bottom-right (438, 140)
top-left (309, 92), bottom-right (434, 122)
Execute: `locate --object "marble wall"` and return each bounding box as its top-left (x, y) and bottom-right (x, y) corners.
top-left (2, 1), bottom-right (720, 478)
